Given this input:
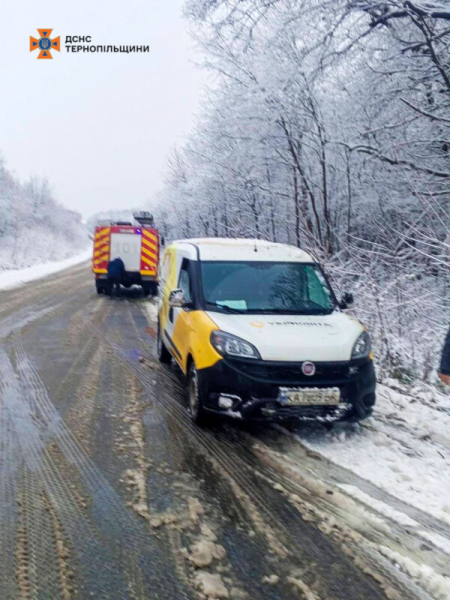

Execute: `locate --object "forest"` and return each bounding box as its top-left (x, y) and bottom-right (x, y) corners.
top-left (151, 0), bottom-right (450, 382)
top-left (0, 157), bottom-right (88, 271)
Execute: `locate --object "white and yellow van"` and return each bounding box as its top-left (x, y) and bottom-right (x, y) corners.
top-left (157, 238), bottom-right (376, 425)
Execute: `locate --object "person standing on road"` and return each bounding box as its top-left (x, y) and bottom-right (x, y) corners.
top-left (439, 327), bottom-right (450, 385)
top-left (107, 257), bottom-right (125, 296)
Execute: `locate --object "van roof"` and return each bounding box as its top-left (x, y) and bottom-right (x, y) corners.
top-left (172, 238), bottom-right (315, 262)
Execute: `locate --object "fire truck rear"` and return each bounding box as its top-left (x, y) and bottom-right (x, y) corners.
top-left (92, 212), bottom-right (161, 296)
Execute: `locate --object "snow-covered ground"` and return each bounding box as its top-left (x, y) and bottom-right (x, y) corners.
top-left (253, 381), bottom-right (450, 599)
top-left (0, 249), bottom-right (91, 291)
top-left (299, 382), bottom-right (450, 526)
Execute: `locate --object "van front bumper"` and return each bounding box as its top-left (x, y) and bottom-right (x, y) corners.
top-left (199, 356), bottom-right (376, 423)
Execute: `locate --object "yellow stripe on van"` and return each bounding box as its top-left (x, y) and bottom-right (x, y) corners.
top-left (172, 310), bottom-right (222, 373)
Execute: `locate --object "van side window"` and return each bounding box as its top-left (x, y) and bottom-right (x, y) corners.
top-left (178, 259), bottom-right (192, 304)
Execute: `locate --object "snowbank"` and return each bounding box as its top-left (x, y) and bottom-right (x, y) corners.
top-left (299, 383), bottom-right (450, 525)
top-left (0, 249), bottom-right (91, 291)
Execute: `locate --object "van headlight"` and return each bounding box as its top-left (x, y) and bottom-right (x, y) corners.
top-left (351, 331), bottom-right (371, 359)
top-left (211, 331), bottom-right (261, 360)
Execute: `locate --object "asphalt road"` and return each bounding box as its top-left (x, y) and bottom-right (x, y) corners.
top-left (0, 262), bottom-right (442, 600)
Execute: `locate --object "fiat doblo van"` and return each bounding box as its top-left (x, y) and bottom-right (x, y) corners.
top-left (157, 238), bottom-right (376, 425)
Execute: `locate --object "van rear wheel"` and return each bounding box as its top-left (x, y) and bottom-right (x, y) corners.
top-left (187, 363), bottom-right (210, 426)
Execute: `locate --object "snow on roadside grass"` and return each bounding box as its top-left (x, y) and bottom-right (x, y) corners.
top-left (299, 384), bottom-right (450, 526)
top-left (378, 546), bottom-right (450, 600)
top-left (418, 530), bottom-right (450, 556)
top-left (0, 249), bottom-right (91, 290)
top-left (337, 484), bottom-right (419, 528)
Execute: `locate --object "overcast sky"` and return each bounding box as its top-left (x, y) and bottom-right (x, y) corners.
top-left (0, 0), bottom-right (205, 220)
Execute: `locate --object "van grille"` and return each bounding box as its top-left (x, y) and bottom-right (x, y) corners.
top-left (225, 359), bottom-right (353, 384)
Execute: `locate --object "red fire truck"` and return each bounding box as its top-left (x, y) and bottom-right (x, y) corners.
top-left (92, 212), bottom-right (162, 296)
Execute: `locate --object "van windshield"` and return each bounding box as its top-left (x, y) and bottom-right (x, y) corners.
top-left (201, 261), bottom-right (335, 315)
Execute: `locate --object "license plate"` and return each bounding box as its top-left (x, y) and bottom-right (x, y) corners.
top-left (279, 387), bottom-right (340, 406)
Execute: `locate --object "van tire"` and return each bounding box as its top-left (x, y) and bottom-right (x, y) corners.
top-left (187, 363), bottom-right (209, 426)
top-left (157, 323), bottom-right (172, 364)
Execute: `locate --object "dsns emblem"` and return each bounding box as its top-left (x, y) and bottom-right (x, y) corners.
top-left (302, 361), bottom-right (316, 376)
top-left (30, 29), bottom-right (61, 59)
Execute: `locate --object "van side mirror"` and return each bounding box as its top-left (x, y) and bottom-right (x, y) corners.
top-left (339, 292), bottom-right (354, 309)
top-left (169, 288), bottom-right (187, 308)
top-left (161, 236), bottom-right (166, 247)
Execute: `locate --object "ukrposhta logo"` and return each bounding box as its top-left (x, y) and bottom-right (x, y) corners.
top-left (30, 29), bottom-right (60, 59)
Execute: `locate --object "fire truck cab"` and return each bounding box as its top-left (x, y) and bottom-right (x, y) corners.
top-left (92, 212), bottom-right (161, 296)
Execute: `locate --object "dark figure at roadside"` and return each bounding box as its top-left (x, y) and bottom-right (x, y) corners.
top-left (107, 257), bottom-right (125, 296)
top-left (439, 327), bottom-right (450, 386)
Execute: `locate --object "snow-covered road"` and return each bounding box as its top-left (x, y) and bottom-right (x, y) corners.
top-left (0, 262), bottom-right (448, 599)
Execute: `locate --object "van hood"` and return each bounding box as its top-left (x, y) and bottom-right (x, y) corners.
top-left (206, 311), bottom-right (364, 362)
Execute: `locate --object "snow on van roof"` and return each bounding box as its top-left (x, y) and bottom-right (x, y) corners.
top-left (173, 238), bottom-right (315, 262)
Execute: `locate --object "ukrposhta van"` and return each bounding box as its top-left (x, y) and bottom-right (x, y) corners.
top-left (157, 238), bottom-right (376, 425)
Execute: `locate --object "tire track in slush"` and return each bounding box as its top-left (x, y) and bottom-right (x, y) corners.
top-left (14, 336), bottom-right (193, 599)
top-left (1, 344), bottom-right (191, 600)
top-left (0, 360), bottom-right (20, 600)
top-left (16, 471), bottom-right (64, 600)
top-left (0, 302), bottom-right (65, 341)
top-left (0, 348), bottom-right (124, 599)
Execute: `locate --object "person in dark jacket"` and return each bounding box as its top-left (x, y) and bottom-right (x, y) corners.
top-left (107, 257), bottom-right (125, 296)
top-left (439, 328), bottom-right (450, 385)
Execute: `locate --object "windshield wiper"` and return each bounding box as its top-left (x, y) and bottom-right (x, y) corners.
top-left (248, 307), bottom-right (333, 315)
top-left (205, 301), bottom-right (246, 314)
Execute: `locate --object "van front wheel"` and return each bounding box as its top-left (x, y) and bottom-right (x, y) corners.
top-left (187, 363), bottom-right (209, 426)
